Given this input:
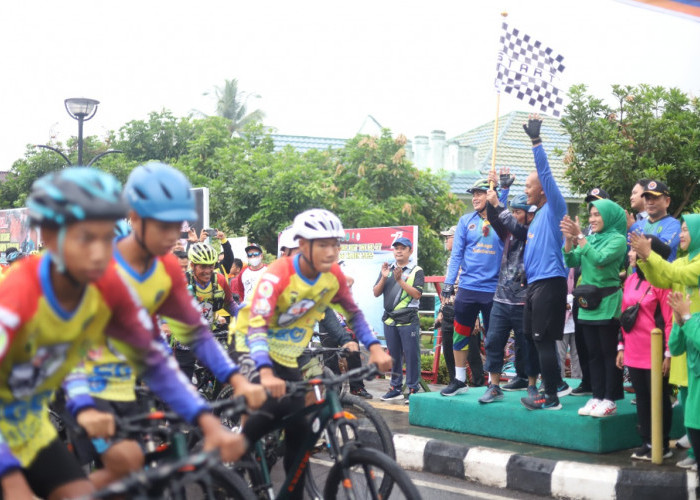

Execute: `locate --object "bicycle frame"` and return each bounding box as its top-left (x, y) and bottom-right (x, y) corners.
top-left (249, 377), bottom-right (363, 500)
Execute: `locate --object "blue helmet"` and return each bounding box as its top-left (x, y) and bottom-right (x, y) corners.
top-left (115, 219), bottom-right (131, 238)
top-left (124, 162), bottom-right (197, 222)
top-left (509, 194), bottom-right (537, 213)
top-left (27, 167), bottom-right (128, 227)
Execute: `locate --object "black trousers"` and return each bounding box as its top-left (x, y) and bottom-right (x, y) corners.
top-left (524, 277), bottom-right (567, 396)
top-left (581, 322), bottom-right (624, 401)
top-left (320, 334), bottom-right (365, 391)
top-left (628, 366), bottom-right (672, 447)
top-left (573, 303), bottom-right (591, 388)
top-left (687, 427), bottom-right (700, 496)
top-left (441, 303), bottom-right (455, 383)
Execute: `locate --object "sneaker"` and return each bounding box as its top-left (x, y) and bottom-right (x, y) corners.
top-left (520, 393), bottom-right (562, 410)
top-left (676, 456), bottom-right (697, 469)
top-left (590, 399), bottom-right (617, 417)
top-left (571, 384), bottom-right (592, 396)
top-left (631, 444), bottom-right (673, 461)
top-left (404, 388), bottom-right (418, 405)
top-left (557, 382), bottom-right (572, 398)
top-left (440, 379), bottom-right (469, 397)
top-left (380, 387), bottom-right (404, 401)
top-left (478, 384), bottom-right (504, 404)
top-left (631, 398), bottom-right (636, 406)
top-left (527, 385), bottom-right (539, 398)
top-left (502, 378), bottom-right (529, 391)
top-left (578, 398), bottom-right (602, 416)
top-left (676, 434), bottom-right (691, 449)
top-left (351, 387), bottom-right (373, 399)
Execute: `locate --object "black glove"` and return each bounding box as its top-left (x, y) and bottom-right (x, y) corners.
top-left (499, 174), bottom-right (515, 189)
top-left (522, 118), bottom-right (543, 146)
top-left (441, 283), bottom-right (455, 299)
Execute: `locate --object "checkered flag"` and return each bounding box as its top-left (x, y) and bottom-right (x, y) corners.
top-left (495, 22), bottom-right (566, 117)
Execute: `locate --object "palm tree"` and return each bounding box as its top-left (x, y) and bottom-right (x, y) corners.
top-left (203, 78), bottom-right (265, 134)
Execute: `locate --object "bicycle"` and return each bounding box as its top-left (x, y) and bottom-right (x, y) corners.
top-left (193, 329), bottom-right (232, 401)
top-left (234, 363), bottom-right (420, 499)
top-left (75, 398), bottom-right (255, 499)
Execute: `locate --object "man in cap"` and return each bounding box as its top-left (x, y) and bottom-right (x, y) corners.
top-left (629, 180), bottom-right (680, 261)
top-left (232, 242), bottom-right (267, 304)
top-left (440, 178), bottom-right (509, 396)
top-left (585, 187), bottom-right (610, 204)
top-left (374, 237), bottom-right (424, 403)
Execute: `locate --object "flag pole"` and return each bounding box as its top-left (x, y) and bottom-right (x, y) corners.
top-left (490, 11), bottom-right (507, 190)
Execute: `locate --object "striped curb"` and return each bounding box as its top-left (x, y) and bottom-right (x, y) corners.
top-left (392, 433), bottom-right (697, 500)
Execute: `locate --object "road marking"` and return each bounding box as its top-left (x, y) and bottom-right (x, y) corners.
top-left (410, 477), bottom-right (516, 499)
top-left (367, 400), bottom-right (409, 412)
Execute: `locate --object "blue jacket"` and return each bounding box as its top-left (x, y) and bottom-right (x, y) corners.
top-left (446, 209), bottom-right (505, 293)
top-left (523, 146), bottom-right (567, 283)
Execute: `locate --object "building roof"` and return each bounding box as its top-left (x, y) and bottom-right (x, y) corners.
top-left (443, 111), bottom-right (580, 201)
top-left (271, 134), bottom-right (347, 153)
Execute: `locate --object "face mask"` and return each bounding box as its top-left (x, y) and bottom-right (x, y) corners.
top-left (248, 256), bottom-right (262, 267)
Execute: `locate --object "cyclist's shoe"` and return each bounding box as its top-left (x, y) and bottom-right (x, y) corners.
top-left (478, 384), bottom-right (504, 404)
top-left (502, 377), bottom-right (528, 391)
top-left (521, 393), bottom-right (562, 410)
top-left (404, 388), bottom-right (419, 405)
top-left (440, 379), bottom-right (468, 397)
top-left (351, 387), bottom-right (373, 399)
top-left (571, 384), bottom-right (592, 396)
top-left (380, 387), bottom-right (404, 401)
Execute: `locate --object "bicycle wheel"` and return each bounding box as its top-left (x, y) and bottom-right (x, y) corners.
top-left (305, 394), bottom-right (395, 499)
top-left (324, 447), bottom-right (421, 500)
top-left (202, 464), bottom-right (257, 500)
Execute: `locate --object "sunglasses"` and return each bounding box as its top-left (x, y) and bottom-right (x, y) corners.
top-left (247, 252), bottom-right (262, 257)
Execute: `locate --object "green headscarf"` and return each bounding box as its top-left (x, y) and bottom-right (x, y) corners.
top-left (589, 199), bottom-right (627, 238)
top-left (681, 213), bottom-right (700, 261)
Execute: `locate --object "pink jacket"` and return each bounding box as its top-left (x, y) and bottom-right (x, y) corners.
top-left (620, 272), bottom-right (672, 369)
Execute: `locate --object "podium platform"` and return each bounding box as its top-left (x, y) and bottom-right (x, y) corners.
top-left (408, 383), bottom-right (685, 453)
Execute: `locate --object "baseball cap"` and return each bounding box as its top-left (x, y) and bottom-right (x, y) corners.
top-left (643, 180), bottom-right (670, 198)
top-left (392, 237), bottom-right (413, 249)
top-left (584, 187), bottom-right (610, 203)
top-left (440, 226), bottom-right (457, 237)
top-left (245, 243), bottom-right (263, 254)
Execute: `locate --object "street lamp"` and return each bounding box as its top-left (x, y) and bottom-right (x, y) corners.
top-left (35, 98), bottom-right (121, 167)
top-left (64, 97), bottom-right (100, 166)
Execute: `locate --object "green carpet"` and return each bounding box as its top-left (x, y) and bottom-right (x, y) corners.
top-left (409, 382), bottom-right (684, 453)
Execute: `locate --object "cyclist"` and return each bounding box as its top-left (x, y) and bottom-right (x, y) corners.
top-left (63, 163), bottom-right (263, 488)
top-left (167, 241), bottom-right (236, 379)
top-left (231, 208), bottom-right (391, 499)
top-left (0, 167), bottom-right (243, 500)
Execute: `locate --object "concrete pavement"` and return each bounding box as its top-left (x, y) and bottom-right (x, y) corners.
top-left (358, 377), bottom-right (698, 500)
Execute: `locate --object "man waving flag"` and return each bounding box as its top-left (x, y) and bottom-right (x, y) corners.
top-left (495, 22), bottom-right (566, 117)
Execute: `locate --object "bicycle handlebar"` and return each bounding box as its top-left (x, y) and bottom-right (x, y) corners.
top-left (286, 363), bottom-right (378, 395)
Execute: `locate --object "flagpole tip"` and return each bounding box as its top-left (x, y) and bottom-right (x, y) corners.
top-left (501, 11), bottom-right (508, 17)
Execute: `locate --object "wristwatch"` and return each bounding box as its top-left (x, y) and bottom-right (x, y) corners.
top-left (682, 313), bottom-right (692, 324)
top-left (576, 233), bottom-right (585, 241)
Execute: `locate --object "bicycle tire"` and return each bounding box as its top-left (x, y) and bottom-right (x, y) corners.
top-left (206, 464), bottom-right (258, 500)
top-left (323, 447), bottom-right (422, 500)
top-left (305, 394), bottom-right (395, 499)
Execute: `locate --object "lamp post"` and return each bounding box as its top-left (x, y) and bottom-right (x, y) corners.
top-left (35, 98), bottom-right (121, 167)
top-left (64, 98), bottom-right (100, 166)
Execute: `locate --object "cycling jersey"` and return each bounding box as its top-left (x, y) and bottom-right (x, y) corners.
top-left (0, 254), bottom-right (208, 474)
top-left (186, 271), bottom-right (235, 326)
top-left (233, 255), bottom-right (379, 369)
top-left (76, 246), bottom-right (237, 402)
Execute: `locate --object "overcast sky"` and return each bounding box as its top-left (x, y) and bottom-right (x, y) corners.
top-left (1, 0), bottom-right (698, 170)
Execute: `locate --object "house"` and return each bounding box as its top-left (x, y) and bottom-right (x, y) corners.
top-left (410, 111), bottom-right (583, 208)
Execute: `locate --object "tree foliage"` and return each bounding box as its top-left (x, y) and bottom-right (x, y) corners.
top-left (561, 84), bottom-right (700, 216)
top-left (201, 78), bottom-right (265, 134)
top-left (1, 110), bottom-right (461, 275)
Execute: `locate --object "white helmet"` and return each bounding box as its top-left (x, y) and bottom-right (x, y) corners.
top-left (293, 209), bottom-right (345, 240)
top-left (279, 227), bottom-right (299, 251)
